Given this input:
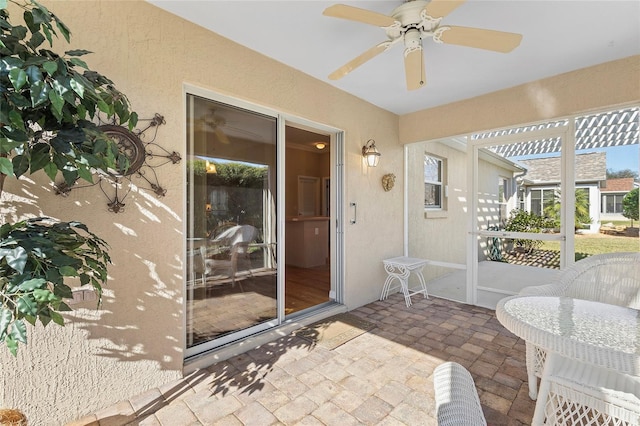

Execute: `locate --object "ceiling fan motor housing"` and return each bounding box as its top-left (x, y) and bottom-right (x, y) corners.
top-left (386, 0), bottom-right (440, 42)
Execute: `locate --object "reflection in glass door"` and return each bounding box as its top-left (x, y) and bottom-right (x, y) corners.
top-left (186, 94), bottom-right (278, 357)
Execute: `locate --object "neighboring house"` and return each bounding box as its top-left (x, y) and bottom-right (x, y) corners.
top-left (516, 152), bottom-right (607, 233)
top-left (601, 177), bottom-right (639, 222)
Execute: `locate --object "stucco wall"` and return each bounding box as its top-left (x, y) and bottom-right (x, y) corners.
top-left (400, 55), bottom-right (640, 143)
top-left (0, 1), bottom-right (401, 423)
top-left (407, 141), bottom-right (467, 279)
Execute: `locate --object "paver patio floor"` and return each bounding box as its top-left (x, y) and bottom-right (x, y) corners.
top-left (70, 294), bottom-right (535, 425)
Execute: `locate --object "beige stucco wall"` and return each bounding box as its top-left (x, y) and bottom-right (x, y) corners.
top-left (0, 1), bottom-right (401, 424)
top-left (407, 141), bottom-right (468, 280)
top-left (400, 55), bottom-right (640, 143)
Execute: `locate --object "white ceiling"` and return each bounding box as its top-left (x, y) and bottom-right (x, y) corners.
top-left (149, 0), bottom-right (640, 116)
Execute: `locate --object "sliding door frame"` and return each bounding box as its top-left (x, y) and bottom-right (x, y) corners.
top-left (183, 83), bottom-right (345, 359)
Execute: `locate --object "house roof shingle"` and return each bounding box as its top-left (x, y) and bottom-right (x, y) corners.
top-left (518, 152), bottom-right (606, 184)
top-left (601, 177), bottom-right (636, 192)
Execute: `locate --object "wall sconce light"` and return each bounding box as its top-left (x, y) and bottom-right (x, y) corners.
top-left (205, 160), bottom-right (217, 174)
top-left (362, 139), bottom-right (381, 167)
top-left (315, 142), bottom-right (326, 150)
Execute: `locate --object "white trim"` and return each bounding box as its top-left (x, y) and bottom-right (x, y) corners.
top-left (404, 145), bottom-right (409, 256)
top-left (277, 116), bottom-right (286, 324)
top-left (467, 136), bottom-right (476, 305)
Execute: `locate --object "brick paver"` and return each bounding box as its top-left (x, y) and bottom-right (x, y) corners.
top-left (70, 295), bottom-right (536, 425)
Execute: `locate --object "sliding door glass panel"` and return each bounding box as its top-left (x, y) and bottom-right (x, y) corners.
top-left (186, 95), bottom-right (278, 356)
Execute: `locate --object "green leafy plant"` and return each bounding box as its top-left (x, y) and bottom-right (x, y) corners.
top-left (0, 218), bottom-right (109, 356)
top-left (0, 0), bottom-right (136, 355)
top-left (503, 209), bottom-right (554, 254)
top-left (0, 0), bottom-right (137, 191)
top-left (622, 187), bottom-right (638, 226)
top-left (543, 188), bottom-right (592, 231)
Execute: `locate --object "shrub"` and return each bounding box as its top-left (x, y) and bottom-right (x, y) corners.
top-left (503, 209), bottom-right (555, 253)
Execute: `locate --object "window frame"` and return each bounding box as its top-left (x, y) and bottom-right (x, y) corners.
top-left (498, 176), bottom-right (510, 223)
top-left (424, 153), bottom-right (445, 210)
top-left (529, 187), bottom-right (556, 217)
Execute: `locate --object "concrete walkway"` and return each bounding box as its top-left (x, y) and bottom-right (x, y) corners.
top-left (69, 294), bottom-right (535, 425)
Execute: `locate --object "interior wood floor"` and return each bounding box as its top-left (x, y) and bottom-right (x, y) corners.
top-left (187, 264), bottom-right (331, 346)
top-left (285, 264), bottom-right (331, 314)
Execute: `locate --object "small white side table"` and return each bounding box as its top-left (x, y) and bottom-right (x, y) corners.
top-left (380, 256), bottom-right (429, 307)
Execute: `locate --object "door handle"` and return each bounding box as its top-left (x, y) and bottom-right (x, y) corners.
top-left (350, 202), bottom-right (357, 224)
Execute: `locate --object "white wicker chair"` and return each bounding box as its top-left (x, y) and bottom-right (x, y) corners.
top-left (543, 357), bottom-right (640, 426)
top-left (433, 362), bottom-right (487, 426)
top-left (519, 251), bottom-right (640, 400)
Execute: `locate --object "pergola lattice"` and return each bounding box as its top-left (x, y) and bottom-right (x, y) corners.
top-left (474, 107), bottom-right (639, 158)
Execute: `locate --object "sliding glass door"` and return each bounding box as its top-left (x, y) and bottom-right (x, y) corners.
top-left (185, 94), bottom-right (278, 357)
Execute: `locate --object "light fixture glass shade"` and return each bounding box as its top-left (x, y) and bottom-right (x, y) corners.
top-left (362, 139), bottom-right (381, 167)
top-left (315, 142), bottom-right (326, 150)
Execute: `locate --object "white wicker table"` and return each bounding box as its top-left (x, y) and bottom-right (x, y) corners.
top-left (496, 295), bottom-right (640, 425)
top-left (380, 256), bottom-right (429, 307)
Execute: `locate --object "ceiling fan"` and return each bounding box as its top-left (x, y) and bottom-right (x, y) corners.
top-left (201, 109), bottom-right (231, 144)
top-left (323, 0), bottom-right (523, 90)
top-left (200, 109), bottom-right (265, 144)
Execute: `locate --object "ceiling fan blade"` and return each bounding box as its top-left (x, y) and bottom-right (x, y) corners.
top-left (439, 26), bottom-right (523, 53)
top-left (404, 48), bottom-right (426, 91)
top-left (424, 0), bottom-right (466, 19)
top-left (214, 127), bottom-right (230, 144)
top-left (329, 42), bottom-right (392, 80)
top-left (323, 4), bottom-right (396, 27)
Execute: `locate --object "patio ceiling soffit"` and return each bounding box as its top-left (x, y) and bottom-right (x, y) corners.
top-left (473, 107), bottom-right (639, 158)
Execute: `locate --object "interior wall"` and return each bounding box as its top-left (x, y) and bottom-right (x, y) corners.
top-left (400, 55), bottom-right (640, 143)
top-left (284, 148), bottom-right (329, 218)
top-left (0, 1), bottom-right (401, 423)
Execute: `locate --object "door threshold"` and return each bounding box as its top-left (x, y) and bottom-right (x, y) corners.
top-left (183, 302), bottom-right (346, 374)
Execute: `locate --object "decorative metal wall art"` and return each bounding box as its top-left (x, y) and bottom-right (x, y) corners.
top-left (382, 173), bottom-right (396, 192)
top-left (54, 113), bottom-right (181, 213)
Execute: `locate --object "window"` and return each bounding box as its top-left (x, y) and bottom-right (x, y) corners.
top-left (529, 188), bottom-right (555, 217)
top-left (424, 154), bottom-right (444, 209)
top-left (209, 187), bottom-right (228, 213)
top-left (602, 194), bottom-right (625, 213)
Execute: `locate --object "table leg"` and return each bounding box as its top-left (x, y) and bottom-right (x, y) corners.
top-left (414, 268), bottom-right (429, 299)
top-left (531, 352), bottom-right (558, 426)
top-left (380, 274), bottom-right (396, 300)
top-left (393, 265), bottom-right (412, 307)
top-left (400, 277), bottom-right (412, 307)
top-left (525, 342), bottom-right (539, 400)
top-left (382, 264), bottom-right (412, 307)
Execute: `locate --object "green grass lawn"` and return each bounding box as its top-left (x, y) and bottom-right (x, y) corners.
top-left (540, 233), bottom-right (639, 261)
top-left (499, 232), bottom-right (639, 269)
